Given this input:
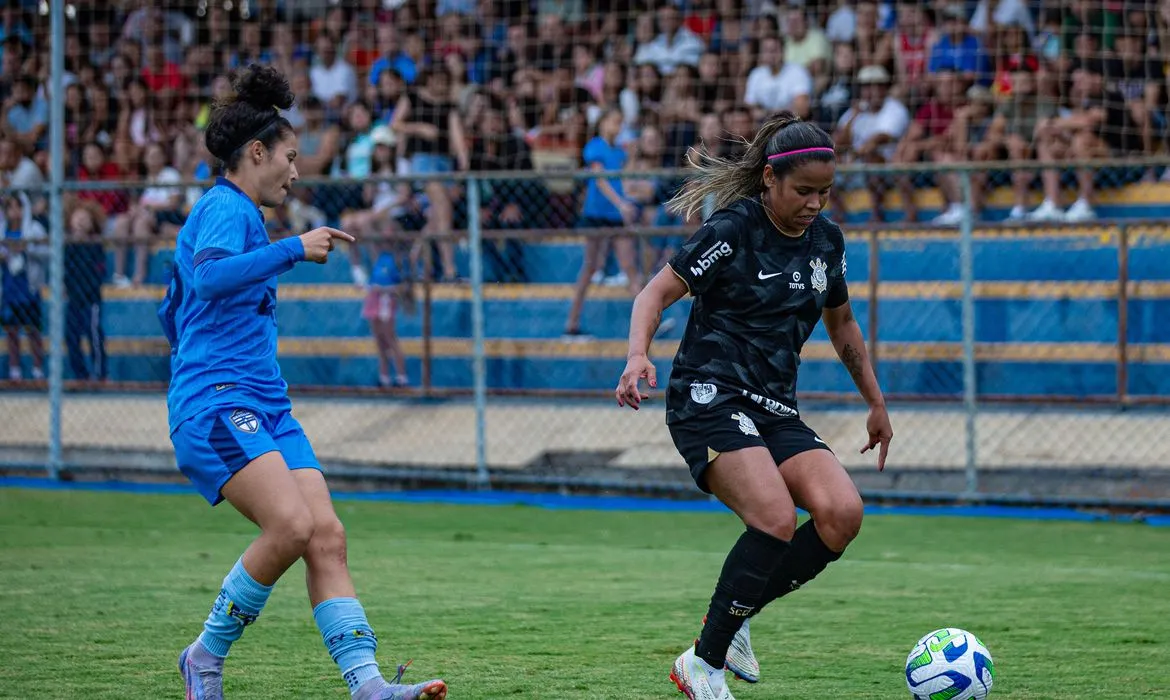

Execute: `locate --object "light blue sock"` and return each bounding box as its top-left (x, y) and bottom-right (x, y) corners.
top-left (196, 557), bottom-right (274, 658)
top-left (314, 597), bottom-right (384, 695)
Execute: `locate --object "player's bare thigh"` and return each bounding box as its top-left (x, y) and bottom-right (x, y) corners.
top-left (778, 449), bottom-right (864, 552)
top-left (706, 446), bottom-right (798, 541)
top-left (219, 451), bottom-right (316, 582)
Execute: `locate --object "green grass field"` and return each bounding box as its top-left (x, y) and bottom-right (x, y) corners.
top-left (1, 488), bottom-right (1168, 699)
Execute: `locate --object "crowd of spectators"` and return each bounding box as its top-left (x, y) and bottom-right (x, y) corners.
top-left (0, 0), bottom-right (1166, 376)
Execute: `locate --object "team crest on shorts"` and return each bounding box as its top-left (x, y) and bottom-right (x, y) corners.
top-left (690, 382), bottom-right (717, 405)
top-left (810, 258), bottom-right (828, 293)
top-left (230, 409), bottom-right (259, 434)
top-left (731, 412), bottom-right (759, 437)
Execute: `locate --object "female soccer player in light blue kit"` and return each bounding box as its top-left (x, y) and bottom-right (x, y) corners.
top-left (160, 65), bottom-right (447, 700)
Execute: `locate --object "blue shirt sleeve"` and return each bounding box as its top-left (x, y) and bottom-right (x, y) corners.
top-left (193, 197), bottom-right (251, 261)
top-left (583, 138), bottom-right (602, 167)
top-left (927, 37), bottom-right (950, 73)
top-left (194, 237), bottom-right (304, 301)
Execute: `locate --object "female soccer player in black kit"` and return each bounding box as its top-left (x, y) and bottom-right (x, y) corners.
top-left (616, 112), bottom-right (893, 700)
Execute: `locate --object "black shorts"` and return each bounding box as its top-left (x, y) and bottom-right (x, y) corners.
top-left (1, 300), bottom-right (42, 329)
top-left (668, 396), bottom-right (831, 493)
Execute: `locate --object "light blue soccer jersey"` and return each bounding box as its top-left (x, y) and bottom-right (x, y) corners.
top-left (160, 178), bottom-right (305, 434)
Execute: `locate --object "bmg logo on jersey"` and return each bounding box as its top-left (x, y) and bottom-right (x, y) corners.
top-left (690, 240), bottom-right (733, 277)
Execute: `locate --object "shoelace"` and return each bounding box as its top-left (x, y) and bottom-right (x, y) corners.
top-left (391, 659), bottom-right (414, 685)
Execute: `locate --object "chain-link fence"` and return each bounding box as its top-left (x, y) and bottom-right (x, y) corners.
top-left (3, 0), bottom-right (1170, 506)
top-left (4, 161), bottom-right (1170, 507)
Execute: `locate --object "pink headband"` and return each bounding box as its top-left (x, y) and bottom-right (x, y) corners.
top-left (767, 147), bottom-right (836, 160)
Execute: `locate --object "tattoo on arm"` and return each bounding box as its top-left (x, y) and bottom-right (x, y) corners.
top-left (841, 343), bottom-right (865, 383)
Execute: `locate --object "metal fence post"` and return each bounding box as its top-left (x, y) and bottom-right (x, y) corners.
top-left (46, 0), bottom-right (66, 480)
top-left (467, 177), bottom-right (489, 489)
top-left (958, 169), bottom-right (978, 498)
top-left (1116, 223), bottom-right (1130, 407)
top-left (867, 228), bottom-right (880, 370)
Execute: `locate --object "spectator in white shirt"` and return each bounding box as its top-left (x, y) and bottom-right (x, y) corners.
top-left (310, 33), bottom-right (359, 111)
top-left (633, 3), bottom-right (706, 76)
top-left (825, 0), bottom-right (857, 43)
top-left (782, 6), bottom-right (831, 80)
top-left (743, 36), bottom-right (813, 121)
top-left (832, 64), bottom-right (911, 221)
top-left (970, 0), bottom-right (1035, 40)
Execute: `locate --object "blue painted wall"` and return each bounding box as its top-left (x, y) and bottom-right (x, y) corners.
top-left (71, 223), bottom-right (1170, 399)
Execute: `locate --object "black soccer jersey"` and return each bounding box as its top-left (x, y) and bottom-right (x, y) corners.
top-left (665, 197), bottom-right (849, 423)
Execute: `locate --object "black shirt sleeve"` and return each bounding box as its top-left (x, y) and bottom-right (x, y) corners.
top-left (824, 226), bottom-right (850, 309)
top-left (667, 211), bottom-right (743, 297)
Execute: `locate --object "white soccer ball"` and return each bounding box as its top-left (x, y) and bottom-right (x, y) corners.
top-left (905, 628), bottom-right (995, 700)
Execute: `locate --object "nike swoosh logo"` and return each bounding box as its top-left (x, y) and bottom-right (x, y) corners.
top-left (758, 271), bottom-right (783, 280)
top-left (814, 437), bottom-right (826, 444)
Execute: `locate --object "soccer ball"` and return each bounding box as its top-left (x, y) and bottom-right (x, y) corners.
top-left (905, 628), bottom-right (995, 700)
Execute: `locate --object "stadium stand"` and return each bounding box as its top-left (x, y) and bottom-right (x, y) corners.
top-left (1, 0), bottom-right (1168, 403)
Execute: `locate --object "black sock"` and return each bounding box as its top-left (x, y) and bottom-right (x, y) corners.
top-left (694, 527), bottom-right (789, 669)
top-left (754, 519), bottom-right (842, 615)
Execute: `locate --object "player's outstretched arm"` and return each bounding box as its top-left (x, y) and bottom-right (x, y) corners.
top-left (194, 236), bottom-right (305, 301)
top-left (616, 267), bottom-right (688, 410)
top-left (193, 227), bottom-right (354, 301)
top-left (822, 300), bottom-right (893, 470)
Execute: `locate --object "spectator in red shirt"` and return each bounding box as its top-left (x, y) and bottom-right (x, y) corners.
top-left (75, 142), bottom-right (129, 219)
top-left (991, 23), bottom-right (1039, 97)
top-left (684, 0), bottom-right (718, 43)
top-left (893, 0), bottom-right (935, 99)
top-left (893, 69), bottom-right (962, 222)
top-left (141, 43), bottom-right (187, 94)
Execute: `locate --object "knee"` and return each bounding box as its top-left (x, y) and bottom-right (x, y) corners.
top-left (306, 516), bottom-right (348, 565)
top-left (811, 494), bottom-right (864, 551)
top-left (269, 509), bottom-right (316, 558)
top-left (1128, 105), bottom-right (1148, 126)
top-left (744, 507), bottom-right (797, 542)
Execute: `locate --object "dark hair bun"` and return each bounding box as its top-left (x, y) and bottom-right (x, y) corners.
top-left (231, 64), bottom-right (294, 112)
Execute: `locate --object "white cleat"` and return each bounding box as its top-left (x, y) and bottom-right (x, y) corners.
top-left (725, 618), bottom-right (761, 683)
top-left (671, 645), bottom-right (735, 700)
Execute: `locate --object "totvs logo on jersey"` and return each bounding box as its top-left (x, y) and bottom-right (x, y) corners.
top-left (690, 240), bottom-right (734, 278)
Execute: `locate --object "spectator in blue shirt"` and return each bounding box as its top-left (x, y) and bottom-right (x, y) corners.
top-left (1, 75), bottom-right (46, 154)
top-left (369, 25), bottom-right (420, 87)
top-left (1, 192), bottom-right (46, 381)
top-left (564, 108), bottom-right (643, 337)
top-left (929, 4), bottom-right (993, 86)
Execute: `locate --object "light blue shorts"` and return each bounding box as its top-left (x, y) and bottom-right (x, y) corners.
top-left (171, 406), bottom-right (320, 506)
top-left (411, 153), bottom-right (453, 175)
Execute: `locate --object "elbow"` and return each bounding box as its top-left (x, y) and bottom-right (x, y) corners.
top-left (193, 281), bottom-right (221, 302)
top-left (634, 285), bottom-right (667, 315)
top-left (192, 271), bottom-right (225, 302)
